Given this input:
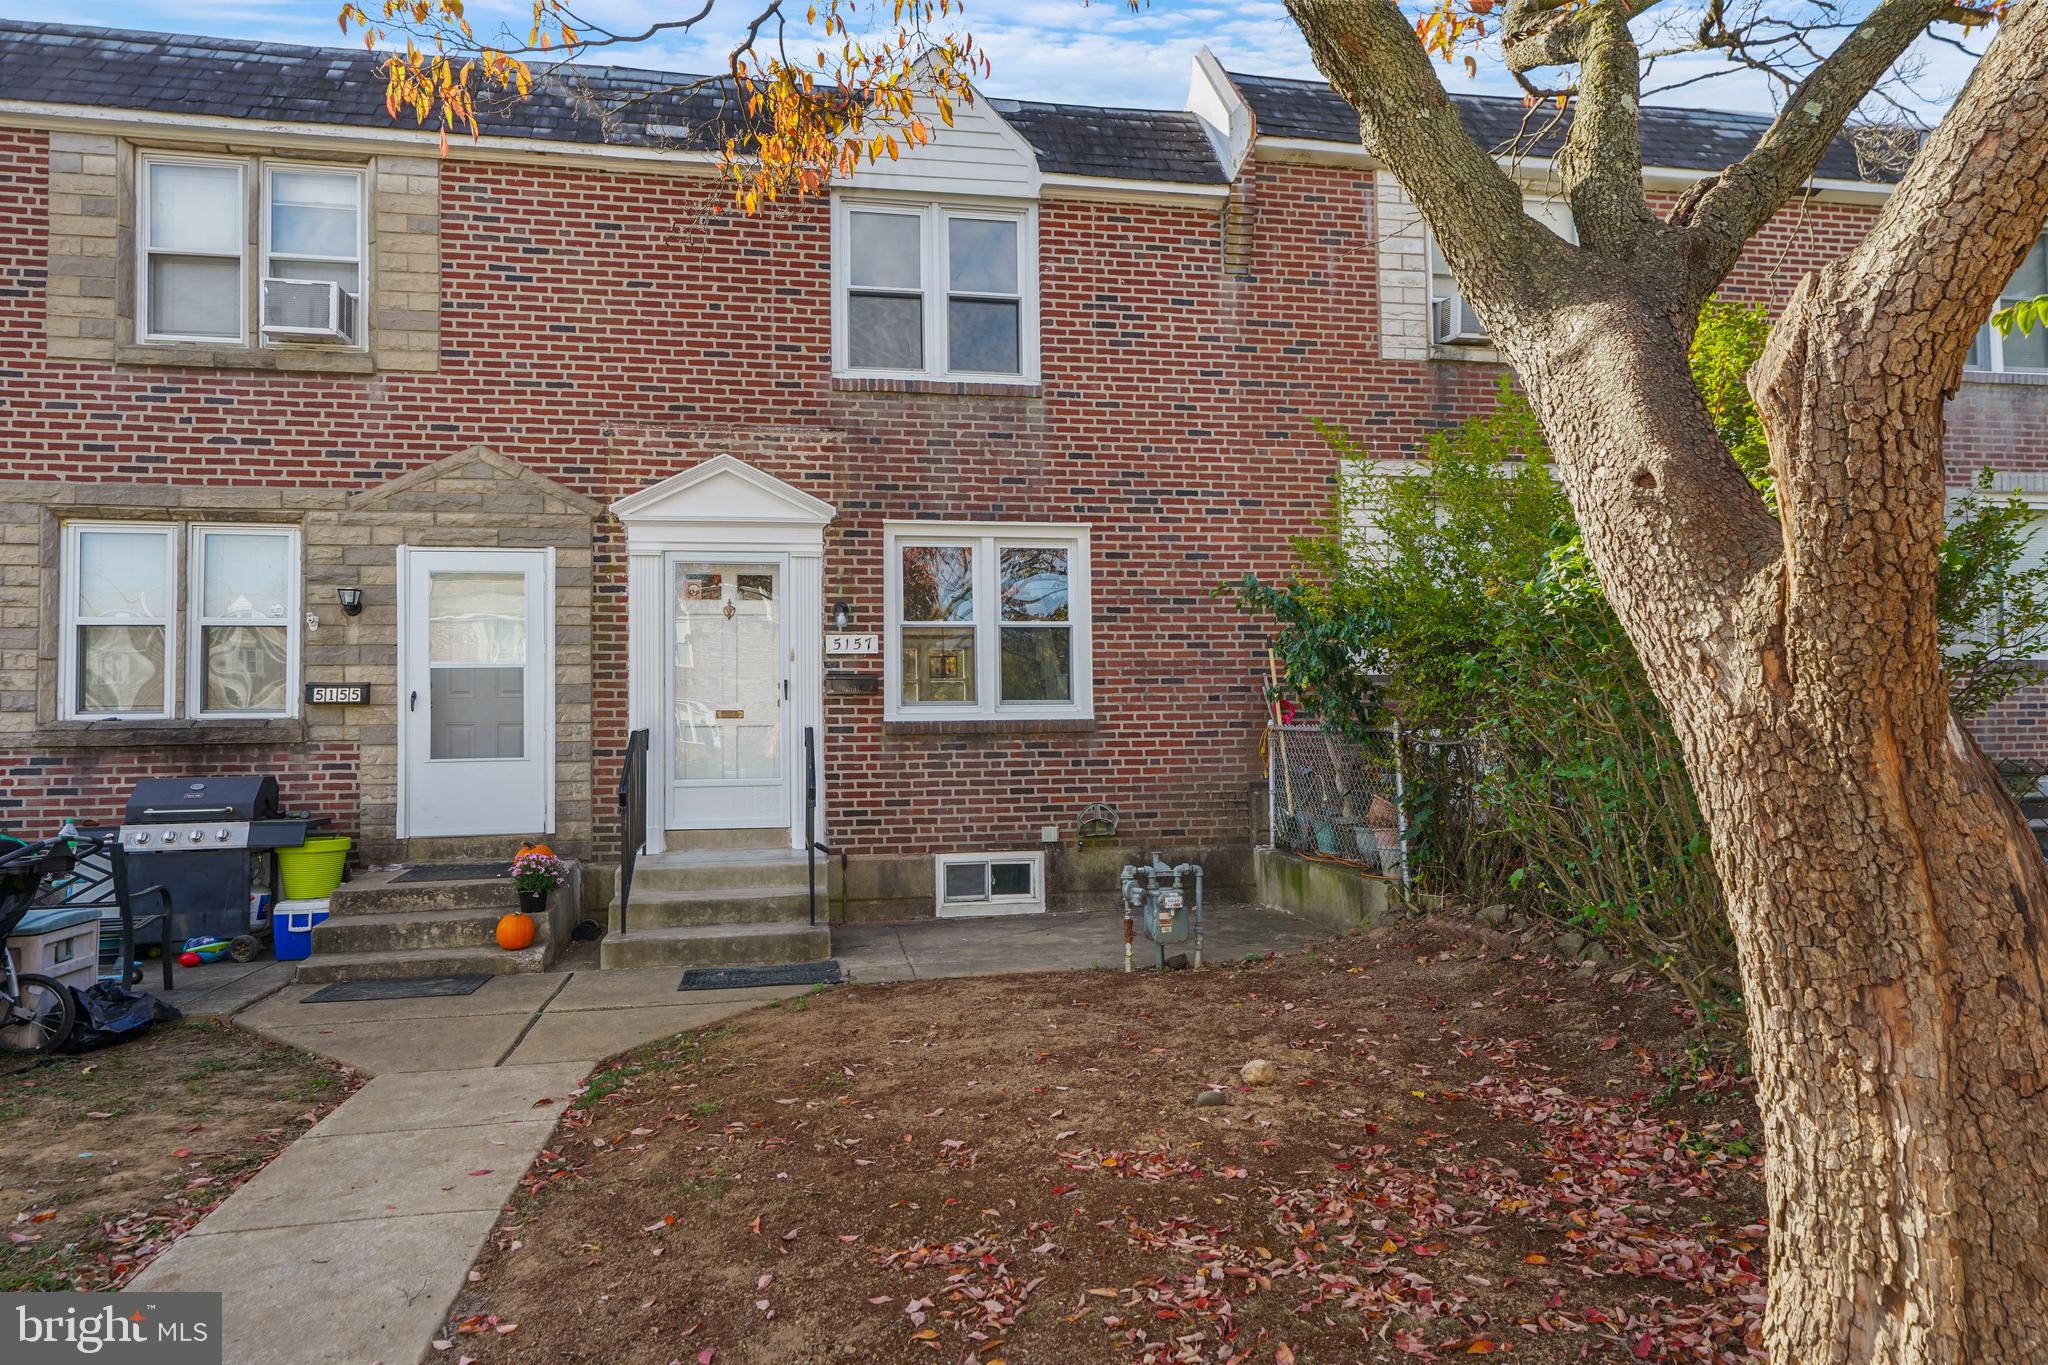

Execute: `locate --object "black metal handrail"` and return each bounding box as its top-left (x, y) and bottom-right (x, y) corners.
top-left (805, 725), bottom-right (832, 928)
top-left (618, 728), bottom-right (649, 937)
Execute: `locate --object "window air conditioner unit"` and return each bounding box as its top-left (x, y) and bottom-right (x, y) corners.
top-left (261, 278), bottom-right (358, 344)
top-left (1432, 294), bottom-right (1489, 345)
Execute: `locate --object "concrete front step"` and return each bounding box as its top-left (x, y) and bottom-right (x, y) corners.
top-left (630, 851), bottom-right (812, 896)
top-left (327, 876), bottom-right (517, 917)
top-left (291, 942), bottom-right (553, 984)
top-left (313, 907), bottom-right (513, 954)
top-left (610, 886), bottom-right (817, 930)
top-left (599, 921), bottom-right (831, 971)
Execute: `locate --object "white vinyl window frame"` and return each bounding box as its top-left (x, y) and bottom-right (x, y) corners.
top-left (59, 522), bottom-right (178, 722)
top-left (137, 152), bottom-right (249, 346)
top-left (934, 850), bottom-right (1046, 918)
top-left (1966, 231), bottom-right (2048, 375)
top-left (187, 525), bottom-right (303, 720)
top-left (258, 161), bottom-right (370, 350)
top-left (831, 193), bottom-right (1040, 383)
top-left (883, 521), bottom-right (1091, 723)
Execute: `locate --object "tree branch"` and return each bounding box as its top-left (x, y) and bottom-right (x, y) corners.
top-left (1554, 7), bottom-right (1663, 259)
top-left (1285, 0), bottom-right (1582, 327)
top-left (1667, 0), bottom-right (1961, 303)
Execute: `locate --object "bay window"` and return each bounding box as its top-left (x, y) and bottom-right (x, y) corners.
top-left (1968, 231), bottom-right (2048, 374)
top-left (60, 522), bottom-right (301, 721)
top-left (836, 197), bottom-right (1037, 381)
top-left (885, 523), bottom-right (1089, 721)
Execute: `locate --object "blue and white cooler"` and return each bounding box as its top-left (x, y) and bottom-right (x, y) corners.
top-left (272, 898), bottom-right (331, 962)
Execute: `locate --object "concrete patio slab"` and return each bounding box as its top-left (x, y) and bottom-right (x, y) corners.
top-left (153, 960), bottom-right (294, 1021)
top-left (238, 971), bottom-right (563, 1027)
top-left (503, 999), bottom-right (763, 1066)
top-left (239, 1010), bottom-right (537, 1075)
top-left (542, 968), bottom-right (807, 1012)
top-left (130, 1207), bottom-right (503, 1365)
top-left (309, 1061), bottom-right (587, 1138)
top-left (194, 1118), bottom-right (542, 1234)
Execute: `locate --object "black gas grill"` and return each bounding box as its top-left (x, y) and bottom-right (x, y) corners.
top-left (117, 776), bottom-right (319, 946)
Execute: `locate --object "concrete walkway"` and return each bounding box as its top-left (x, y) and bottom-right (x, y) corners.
top-left (127, 901), bottom-right (1324, 1364)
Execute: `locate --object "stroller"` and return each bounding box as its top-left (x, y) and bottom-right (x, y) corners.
top-left (0, 835), bottom-right (93, 1053)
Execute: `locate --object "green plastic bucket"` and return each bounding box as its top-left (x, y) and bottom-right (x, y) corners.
top-left (278, 836), bottom-right (351, 901)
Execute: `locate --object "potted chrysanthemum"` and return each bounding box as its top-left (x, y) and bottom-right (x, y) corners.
top-left (500, 847), bottom-right (567, 951)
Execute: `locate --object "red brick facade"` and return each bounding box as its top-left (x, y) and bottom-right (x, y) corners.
top-left (5, 119), bottom-right (2048, 880)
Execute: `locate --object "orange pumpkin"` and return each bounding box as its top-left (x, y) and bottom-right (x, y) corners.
top-left (495, 911), bottom-right (537, 951)
top-left (518, 842), bottom-right (555, 860)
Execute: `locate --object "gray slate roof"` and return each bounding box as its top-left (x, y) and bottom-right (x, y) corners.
top-left (0, 20), bottom-right (1225, 184)
top-left (1226, 70), bottom-right (1894, 184)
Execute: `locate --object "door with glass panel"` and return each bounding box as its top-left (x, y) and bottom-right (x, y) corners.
top-left (401, 549), bottom-right (552, 838)
top-left (667, 560), bottom-right (788, 830)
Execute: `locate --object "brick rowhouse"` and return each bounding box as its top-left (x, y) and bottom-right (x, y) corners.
top-left (1, 22), bottom-right (2044, 924)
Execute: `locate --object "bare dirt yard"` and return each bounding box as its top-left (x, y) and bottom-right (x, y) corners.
top-left (452, 921), bottom-right (1763, 1363)
top-left (0, 1019), bottom-right (358, 1291)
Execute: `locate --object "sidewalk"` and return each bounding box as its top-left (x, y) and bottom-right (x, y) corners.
top-left (130, 966), bottom-right (808, 1364)
top-left (128, 901), bottom-right (1325, 1364)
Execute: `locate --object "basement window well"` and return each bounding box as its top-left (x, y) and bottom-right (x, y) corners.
top-left (934, 851), bottom-right (1045, 918)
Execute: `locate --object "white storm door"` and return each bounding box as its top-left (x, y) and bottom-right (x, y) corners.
top-left (668, 559), bottom-right (788, 829)
top-left (401, 548), bottom-right (553, 838)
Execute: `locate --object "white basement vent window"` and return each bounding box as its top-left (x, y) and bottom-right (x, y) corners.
top-left (934, 851), bottom-right (1045, 918)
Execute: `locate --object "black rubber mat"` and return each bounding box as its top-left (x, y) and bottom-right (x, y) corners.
top-left (391, 863), bottom-right (509, 884)
top-left (680, 961), bottom-right (843, 991)
top-left (302, 975), bottom-right (491, 1002)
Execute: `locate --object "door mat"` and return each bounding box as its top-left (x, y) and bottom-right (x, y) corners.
top-left (302, 975), bottom-right (492, 1002)
top-left (680, 961), bottom-right (843, 991)
top-left (392, 863), bottom-right (510, 884)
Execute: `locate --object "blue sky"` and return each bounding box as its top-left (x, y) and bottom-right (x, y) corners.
top-left (7, 1), bottom-right (1978, 119)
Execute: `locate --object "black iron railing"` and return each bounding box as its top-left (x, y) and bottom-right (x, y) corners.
top-left (618, 728), bottom-right (649, 936)
top-left (805, 725), bottom-right (832, 928)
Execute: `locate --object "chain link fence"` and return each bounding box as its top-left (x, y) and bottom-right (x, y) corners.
top-left (1264, 723), bottom-right (1407, 881)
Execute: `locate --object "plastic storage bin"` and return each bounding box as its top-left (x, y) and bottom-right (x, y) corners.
top-left (277, 837), bottom-right (350, 901)
top-left (272, 898), bottom-right (331, 962)
top-left (8, 907), bottom-right (99, 992)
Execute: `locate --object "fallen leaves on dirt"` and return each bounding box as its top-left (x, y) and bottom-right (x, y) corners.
top-left (0, 1019), bottom-right (357, 1291)
top-left (453, 925), bottom-right (1763, 1362)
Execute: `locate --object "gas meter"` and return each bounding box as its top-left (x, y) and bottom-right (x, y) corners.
top-left (1121, 855), bottom-right (1204, 971)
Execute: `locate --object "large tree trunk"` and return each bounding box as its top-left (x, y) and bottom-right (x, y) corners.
top-left (1284, 0), bottom-right (2048, 1353)
top-left (1512, 297), bottom-right (2048, 1360)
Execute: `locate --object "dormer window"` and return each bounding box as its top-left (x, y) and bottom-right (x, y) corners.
top-left (833, 196), bottom-right (1038, 383)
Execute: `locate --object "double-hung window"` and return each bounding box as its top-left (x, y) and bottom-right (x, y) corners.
top-left (142, 157), bottom-right (247, 343)
top-left (138, 153), bottom-right (366, 347)
top-left (1968, 231), bottom-right (2048, 374)
top-left (885, 523), bottom-right (1090, 721)
top-left (60, 522), bottom-right (301, 721)
top-left (836, 198), bottom-right (1037, 381)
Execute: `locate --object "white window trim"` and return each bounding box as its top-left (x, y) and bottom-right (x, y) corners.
top-left (883, 521), bottom-right (1092, 723)
top-left (831, 193), bottom-right (1040, 383)
top-left (59, 522), bottom-right (177, 722)
top-left (258, 161), bottom-right (370, 350)
top-left (187, 525), bottom-right (303, 720)
top-left (138, 152), bottom-right (249, 346)
top-left (934, 850), bottom-right (1046, 918)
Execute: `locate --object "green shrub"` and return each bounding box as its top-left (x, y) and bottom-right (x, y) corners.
top-left (1234, 304), bottom-right (2048, 1015)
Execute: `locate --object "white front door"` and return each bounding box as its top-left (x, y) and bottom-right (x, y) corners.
top-left (667, 558), bottom-right (788, 829)
top-left (400, 548), bottom-right (553, 838)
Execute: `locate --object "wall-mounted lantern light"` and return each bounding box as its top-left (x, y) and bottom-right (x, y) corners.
top-left (336, 587), bottom-right (364, 618)
top-left (832, 600), bottom-right (853, 631)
